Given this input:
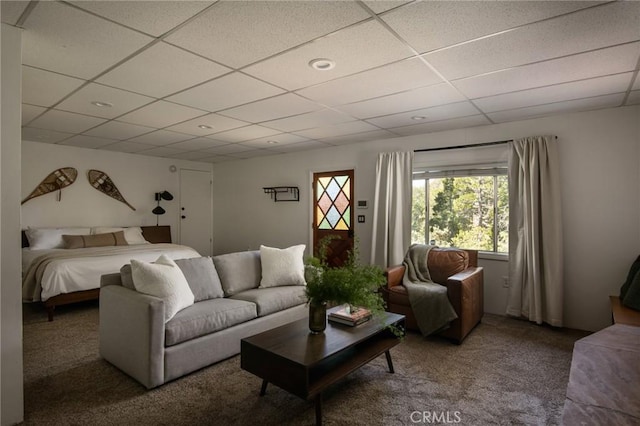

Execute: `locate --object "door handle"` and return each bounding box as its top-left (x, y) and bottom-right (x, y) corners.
top-left (181, 215), bottom-right (186, 219)
top-left (348, 229), bottom-right (354, 238)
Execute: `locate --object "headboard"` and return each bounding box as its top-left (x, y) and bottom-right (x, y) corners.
top-left (21, 225), bottom-right (172, 248)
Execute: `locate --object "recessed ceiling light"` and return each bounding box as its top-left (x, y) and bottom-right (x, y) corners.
top-left (266, 140), bottom-right (279, 144)
top-left (198, 124), bottom-right (213, 130)
top-left (91, 101), bottom-right (113, 108)
top-left (411, 115), bottom-right (427, 120)
top-left (308, 58), bottom-right (335, 71)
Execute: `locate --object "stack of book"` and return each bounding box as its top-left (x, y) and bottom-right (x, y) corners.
top-left (328, 306), bottom-right (372, 326)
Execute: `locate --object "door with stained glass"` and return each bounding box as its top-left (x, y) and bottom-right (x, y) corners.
top-left (312, 169), bottom-right (354, 268)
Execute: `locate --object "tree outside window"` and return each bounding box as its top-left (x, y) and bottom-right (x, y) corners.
top-left (412, 172), bottom-right (508, 253)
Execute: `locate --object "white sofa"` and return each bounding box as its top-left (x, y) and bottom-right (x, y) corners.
top-left (99, 250), bottom-right (307, 389)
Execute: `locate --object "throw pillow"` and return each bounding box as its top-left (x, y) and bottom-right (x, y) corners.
top-left (93, 227), bottom-right (149, 245)
top-left (174, 257), bottom-right (224, 301)
top-left (622, 268), bottom-right (640, 311)
top-left (63, 231), bottom-right (128, 249)
top-left (620, 255), bottom-right (640, 299)
top-left (212, 251), bottom-right (262, 296)
top-left (131, 254), bottom-right (194, 322)
top-left (259, 244), bottom-right (306, 288)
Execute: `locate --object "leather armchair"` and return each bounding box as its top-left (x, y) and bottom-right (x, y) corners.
top-left (383, 248), bottom-right (484, 344)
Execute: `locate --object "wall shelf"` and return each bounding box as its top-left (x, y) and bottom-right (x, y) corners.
top-left (263, 186), bottom-right (299, 202)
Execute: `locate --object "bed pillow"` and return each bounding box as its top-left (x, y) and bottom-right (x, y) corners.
top-left (26, 227), bottom-right (91, 250)
top-left (259, 244), bottom-right (306, 288)
top-left (92, 226), bottom-right (149, 245)
top-left (131, 254), bottom-right (194, 322)
top-left (63, 231), bottom-right (128, 249)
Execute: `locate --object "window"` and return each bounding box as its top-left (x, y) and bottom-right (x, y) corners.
top-left (412, 168), bottom-right (508, 253)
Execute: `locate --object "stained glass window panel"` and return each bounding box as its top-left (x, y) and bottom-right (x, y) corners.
top-left (314, 174), bottom-right (352, 231)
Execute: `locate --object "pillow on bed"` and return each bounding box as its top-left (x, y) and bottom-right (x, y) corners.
top-left (26, 227), bottom-right (91, 250)
top-left (131, 254), bottom-right (194, 322)
top-left (92, 227), bottom-right (148, 245)
top-left (259, 244), bottom-right (306, 288)
top-left (63, 231), bottom-right (128, 249)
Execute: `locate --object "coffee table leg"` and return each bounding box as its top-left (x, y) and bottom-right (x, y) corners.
top-left (260, 379), bottom-right (268, 396)
top-left (385, 350), bottom-right (395, 374)
top-left (315, 393), bottom-right (322, 426)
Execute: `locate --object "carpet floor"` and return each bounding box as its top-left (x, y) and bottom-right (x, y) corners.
top-left (22, 302), bottom-right (589, 425)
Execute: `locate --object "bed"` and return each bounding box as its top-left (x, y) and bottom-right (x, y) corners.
top-left (21, 225), bottom-right (201, 321)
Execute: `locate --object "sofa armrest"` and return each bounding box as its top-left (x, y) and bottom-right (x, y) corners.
top-left (385, 265), bottom-right (406, 289)
top-left (99, 285), bottom-right (166, 389)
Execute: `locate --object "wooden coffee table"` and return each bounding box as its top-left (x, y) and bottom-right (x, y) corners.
top-left (241, 309), bottom-right (405, 425)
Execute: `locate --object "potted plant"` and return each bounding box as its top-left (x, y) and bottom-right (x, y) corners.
top-left (304, 236), bottom-right (387, 333)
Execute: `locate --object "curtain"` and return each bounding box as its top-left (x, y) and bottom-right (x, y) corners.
top-left (371, 151), bottom-right (413, 267)
top-left (507, 136), bottom-right (563, 326)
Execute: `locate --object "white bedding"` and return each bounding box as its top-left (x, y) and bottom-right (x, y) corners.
top-left (22, 244), bottom-right (200, 302)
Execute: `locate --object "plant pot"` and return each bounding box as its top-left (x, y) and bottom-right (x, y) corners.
top-left (308, 301), bottom-right (327, 334)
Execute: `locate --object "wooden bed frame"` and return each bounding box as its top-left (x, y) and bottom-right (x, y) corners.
top-left (22, 226), bottom-right (172, 321)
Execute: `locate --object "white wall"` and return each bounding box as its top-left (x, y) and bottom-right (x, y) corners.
top-left (1, 23), bottom-right (24, 426)
top-left (212, 105), bottom-right (640, 332)
top-left (21, 141), bottom-right (213, 244)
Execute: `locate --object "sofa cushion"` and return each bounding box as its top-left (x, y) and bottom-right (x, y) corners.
top-left (131, 255), bottom-right (194, 322)
top-left (622, 269), bottom-right (640, 311)
top-left (620, 255), bottom-right (640, 299)
top-left (230, 286), bottom-right (307, 317)
top-left (213, 250), bottom-right (261, 296)
top-left (165, 298), bottom-right (257, 347)
top-left (428, 248), bottom-right (469, 284)
top-left (174, 257), bottom-right (224, 302)
top-left (259, 244), bottom-right (306, 288)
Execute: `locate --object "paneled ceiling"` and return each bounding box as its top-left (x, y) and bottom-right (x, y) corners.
top-left (3, 1), bottom-right (640, 163)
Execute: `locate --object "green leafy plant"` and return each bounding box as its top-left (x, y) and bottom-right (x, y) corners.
top-left (304, 236), bottom-right (403, 337)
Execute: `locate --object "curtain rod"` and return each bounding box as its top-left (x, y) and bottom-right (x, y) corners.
top-left (414, 136), bottom-right (557, 153)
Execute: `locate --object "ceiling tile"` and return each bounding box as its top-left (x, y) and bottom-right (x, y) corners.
top-left (382, 1), bottom-right (599, 54)
top-left (165, 0), bottom-right (370, 68)
top-left (165, 137), bottom-right (229, 151)
top-left (22, 66), bottom-right (85, 108)
top-left (29, 109), bottom-right (107, 134)
top-left (424, 2), bottom-right (640, 80)
top-left (241, 133), bottom-right (310, 148)
top-left (228, 149), bottom-right (279, 159)
top-left (199, 155), bottom-right (237, 164)
top-left (296, 58), bottom-right (443, 106)
top-left (336, 83), bottom-right (466, 119)
top-left (391, 115), bottom-right (491, 137)
top-left (271, 140), bottom-right (332, 153)
top-left (56, 83), bottom-right (154, 119)
top-left (633, 74), bottom-right (640, 91)
top-left (70, 1), bottom-right (213, 37)
top-left (138, 146), bottom-right (187, 158)
top-left (21, 1), bottom-right (153, 79)
top-left (474, 73), bottom-right (633, 113)
top-left (262, 109), bottom-right (355, 132)
top-left (125, 130), bottom-right (193, 146)
top-left (169, 151), bottom-right (214, 161)
top-left (367, 101), bottom-right (480, 128)
top-left (166, 113), bottom-right (249, 136)
top-left (97, 42), bottom-right (231, 98)
top-left (118, 101), bottom-right (206, 128)
top-left (363, 1), bottom-right (412, 15)
top-left (58, 135), bottom-right (118, 149)
top-left (84, 120), bottom-right (155, 140)
top-left (167, 72), bottom-right (285, 112)
top-left (626, 90), bottom-right (640, 106)
top-left (220, 93), bottom-right (323, 123)
top-left (452, 43), bottom-right (640, 99)
top-left (100, 141), bottom-right (156, 153)
top-left (202, 144), bottom-right (254, 155)
top-left (487, 93), bottom-right (625, 123)
top-left (1, 1), bottom-right (29, 25)
top-left (209, 125), bottom-right (281, 143)
top-left (320, 129), bottom-right (398, 146)
top-left (243, 20), bottom-right (415, 90)
top-left (22, 127), bottom-right (74, 144)
top-left (294, 121), bottom-right (379, 139)
top-left (22, 104), bottom-right (47, 125)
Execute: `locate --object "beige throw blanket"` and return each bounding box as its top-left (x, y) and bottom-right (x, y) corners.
top-left (403, 244), bottom-right (458, 336)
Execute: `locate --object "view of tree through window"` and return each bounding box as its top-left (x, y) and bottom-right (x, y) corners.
top-left (412, 173), bottom-right (508, 253)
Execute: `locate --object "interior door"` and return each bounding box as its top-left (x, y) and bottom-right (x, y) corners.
top-left (179, 169), bottom-right (212, 256)
top-left (312, 169), bottom-right (355, 267)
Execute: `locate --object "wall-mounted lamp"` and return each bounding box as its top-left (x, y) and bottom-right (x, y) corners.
top-left (152, 191), bottom-right (173, 226)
